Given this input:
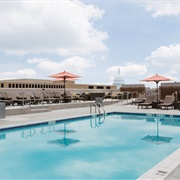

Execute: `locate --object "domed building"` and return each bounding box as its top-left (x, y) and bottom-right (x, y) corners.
top-left (113, 68), bottom-right (125, 89)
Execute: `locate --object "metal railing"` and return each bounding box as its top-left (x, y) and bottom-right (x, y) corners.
top-left (113, 91), bottom-right (138, 105)
top-left (90, 101), bottom-right (105, 116)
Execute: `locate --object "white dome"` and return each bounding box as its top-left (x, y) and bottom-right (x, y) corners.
top-left (113, 68), bottom-right (125, 89)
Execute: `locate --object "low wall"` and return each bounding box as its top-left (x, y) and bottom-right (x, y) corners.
top-left (5, 100), bottom-right (119, 116)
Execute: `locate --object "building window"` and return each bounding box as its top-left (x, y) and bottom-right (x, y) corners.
top-left (16, 84), bottom-right (18, 88)
top-left (12, 84), bottom-right (15, 88)
top-left (1, 83), bottom-right (4, 88)
top-left (106, 86), bottom-right (110, 89)
top-left (88, 86), bottom-right (94, 89)
top-left (97, 86), bottom-right (104, 89)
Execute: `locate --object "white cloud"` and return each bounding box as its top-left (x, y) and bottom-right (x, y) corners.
top-left (105, 64), bottom-right (147, 77)
top-left (144, 1), bottom-right (180, 17)
top-left (146, 44), bottom-right (180, 72)
top-left (105, 64), bottom-right (147, 85)
top-left (0, 69), bottom-right (36, 79)
top-left (27, 56), bottom-right (95, 75)
top-left (0, 1), bottom-right (108, 56)
top-left (143, 44), bottom-right (180, 82)
top-left (27, 57), bottom-right (48, 64)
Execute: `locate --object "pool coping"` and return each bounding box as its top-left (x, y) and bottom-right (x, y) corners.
top-left (1, 111), bottom-right (180, 131)
top-left (138, 148), bottom-right (180, 179)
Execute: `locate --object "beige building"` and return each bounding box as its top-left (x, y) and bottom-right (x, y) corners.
top-left (0, 79), bottom-right (116, 92)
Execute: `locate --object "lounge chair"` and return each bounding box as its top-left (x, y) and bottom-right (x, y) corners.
top-left (111, 92), bottom-right (120, 99)
top-left (33, 91), bottom-right (45, 104)
top-left (62, 91), bottom-right (83, 102)
top-left (62, 91), bottom-right (74, 103)
top-left (81, 92), bottom-right (90, 101)
top-left (41, 91), bottom-right (57, 104)
top-left (104, 92), bottom-right (111, 100)
top-left (158, 95), bottom-right (175, 110)
top-left (138, 96), bottom-right (155, 109)
top-left (49, 91), bottom-right (63, 103)
top-left (0, 91), bottom-right (14, 106)
top-left (53, 91), bottom-right (63, 99)
top-left (69, 92), bottom-right (84, 102)
top-left (5, 91), bottom-right (31, 106)
top-left (132, 93), bottom-right (145, 105)
top-left (20, 91), bottom-right (41, 105)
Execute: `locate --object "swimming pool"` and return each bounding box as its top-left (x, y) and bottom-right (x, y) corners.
top-left (0, 112), bottom-right (179, 179)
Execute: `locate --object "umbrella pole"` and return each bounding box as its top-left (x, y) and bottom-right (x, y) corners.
top-left (156, 81), bottom-right (159, 109)
top-left (63, 77), bottom-right (66, 100)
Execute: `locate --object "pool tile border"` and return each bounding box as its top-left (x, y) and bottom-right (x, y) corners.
top-left (1, 111), bottom-right (180, 131)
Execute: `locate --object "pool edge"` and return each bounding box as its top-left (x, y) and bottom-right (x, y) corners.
top-left (138, 148), bottom-right (180, 180)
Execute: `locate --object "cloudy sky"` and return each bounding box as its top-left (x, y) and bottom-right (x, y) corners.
top-left (0, 0), bottom-right (180, 87)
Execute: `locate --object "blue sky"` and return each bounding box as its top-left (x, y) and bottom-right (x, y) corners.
top-left (0, 0), bottom-right (180, 87)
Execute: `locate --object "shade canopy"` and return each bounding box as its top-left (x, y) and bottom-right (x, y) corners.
top-left (52, 77), bottom-right (77, 81)
top-left (49, 71), bottom-right (81, 98)
top-left (141, 74), bottom-right (171, 83)
top-left (141, 74), bottom-right (171, 105)
top-left (49, 71), bottom-right (80, 79)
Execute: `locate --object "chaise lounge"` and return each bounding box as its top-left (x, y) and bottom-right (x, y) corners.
top-left (138, 96), bottom-right (155, 109)
top-left (0, 91), bottom-right (14, 106)
top-left (132, 93), bottom-right (145, 105)
top-left (158, 95), bottom-right (175, 110)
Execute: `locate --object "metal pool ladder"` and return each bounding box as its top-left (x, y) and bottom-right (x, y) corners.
top-left (90, 101), bottom-right (105, 116)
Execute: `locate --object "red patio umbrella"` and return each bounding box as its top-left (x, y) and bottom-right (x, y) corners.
top-left (52, 77), bottom-right (77, 81)
top-left (141, 74), bottom-right (171, 103)
top-left (49, 70), bottom-right (80, 97)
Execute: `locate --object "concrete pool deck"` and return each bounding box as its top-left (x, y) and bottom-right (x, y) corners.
top-left (0, 100), bottom-right (179, 179)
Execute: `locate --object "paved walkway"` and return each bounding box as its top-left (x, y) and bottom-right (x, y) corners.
top-left (0, 101), bottom-right (179, 179)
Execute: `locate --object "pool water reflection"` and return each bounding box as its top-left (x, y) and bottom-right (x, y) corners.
top-left (0, 113), bottom-right (179, 179)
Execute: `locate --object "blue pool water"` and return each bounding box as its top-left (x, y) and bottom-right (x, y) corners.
top-left (0, 113), bottom-right (179, 179)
